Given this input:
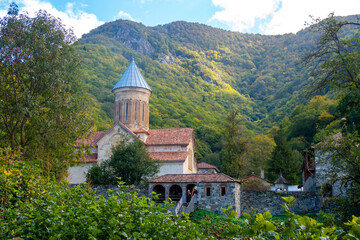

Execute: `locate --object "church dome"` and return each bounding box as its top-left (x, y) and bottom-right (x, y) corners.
top-left (112, 59), bottom-right (151, 91)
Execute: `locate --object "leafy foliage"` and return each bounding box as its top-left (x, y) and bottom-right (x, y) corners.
top-left (221, 108), bottom-right (248, 178)
top-left (242, 179), bottom-right (270, 191)
top-left (1, 181), bottom-right (205, 239)
top-left (0, 147), bottom-right (50, 219)
top-left (0, 7), bottom-right (91, 178)
top-left (267, 127), bottom-right (302, 183)
top-left (87, 137), bottom-right (159, 185)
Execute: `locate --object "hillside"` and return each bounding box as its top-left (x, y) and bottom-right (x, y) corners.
top-left (74, 16), bottom-right (356, 160)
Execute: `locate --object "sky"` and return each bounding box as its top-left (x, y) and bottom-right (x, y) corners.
top-left (0, 0), bottom-right (359, 38)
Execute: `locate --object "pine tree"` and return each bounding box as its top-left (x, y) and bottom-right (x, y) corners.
top-left (267, 127), bottom-right (301, 184)
top-left (221, 109), bottom-right (248, 179)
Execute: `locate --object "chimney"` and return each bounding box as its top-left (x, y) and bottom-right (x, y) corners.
top-left (260, 169), bottom-right (264, 179)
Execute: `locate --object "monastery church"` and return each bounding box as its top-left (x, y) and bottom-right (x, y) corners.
top-left (68, 59), bottom-right (198, 184)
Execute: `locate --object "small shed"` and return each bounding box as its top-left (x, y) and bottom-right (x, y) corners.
top-left (274, 173), bottom-right (289, 192)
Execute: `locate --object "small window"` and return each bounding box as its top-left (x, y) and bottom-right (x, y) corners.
top-left (205, 184), bottom-right (211, 197)
top-left (135, 102), bottom-right (137, 120)
top-left (126, 102), bottom-right (129, 121)
top-left (142, 104), bottom-right (145, 121)
top-left (206, 187), bottom-right (211, 196)
top-left (221, 187), bottom-right (226, 196)
top-left (118, 103), bottom-right (121, 120)
top-left (322, 183), bottom-right (333, 198)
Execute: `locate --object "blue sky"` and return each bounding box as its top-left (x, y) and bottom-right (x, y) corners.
top-left (1, 0), bottom-right (360, 38)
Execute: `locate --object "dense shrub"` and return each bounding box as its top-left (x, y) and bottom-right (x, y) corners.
top-left (242, 179), bottom-right (270, 191)
top-left (1, 182), bottom-right (205, 239)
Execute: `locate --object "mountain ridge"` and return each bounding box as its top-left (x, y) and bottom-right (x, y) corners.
top-left (75, 15), bottom-right (357, 160)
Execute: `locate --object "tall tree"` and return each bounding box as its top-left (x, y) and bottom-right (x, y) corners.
top-left (304, 13), bottom-right (360, 95)
top-left (221, 108), bottom-right (248, 179)
top-left (87, 137), bottom-right (159, 185)
top-left (0, 5), bottom-right (91, 177)
top-left (267, 127), bottom-right (301, 184)
top-left (244, 134), bottom-right (275, 176)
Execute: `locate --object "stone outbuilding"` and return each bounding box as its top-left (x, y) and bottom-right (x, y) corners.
top-left (197, 162), bottom-right (219, 174)
top-left (148, 173), bottom-right (241, 216)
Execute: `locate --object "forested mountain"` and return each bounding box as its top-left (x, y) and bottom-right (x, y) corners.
top-left (74, 16), bottom-right (356, 161)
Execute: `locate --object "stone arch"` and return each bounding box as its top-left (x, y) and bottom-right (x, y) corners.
top-left (169, 184), bottom-right (182, 202)
top-left (152, 184), bottom-right (165, 203)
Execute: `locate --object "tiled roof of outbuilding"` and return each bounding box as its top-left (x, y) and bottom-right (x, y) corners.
top-left (148, 173), bottom-right (240, 183)
top-left (241, 173), bottom-right (270, 183)
top-left (112, 59), bottom-right (151, 91)
top-left (148, 151), bottom-right (188, 162)
top-left (146, 128), bottom-right (194, 146)
top-left (198, 162), bottom-right (218, 169)
top-left (274, 174), bottom-right (289, 184)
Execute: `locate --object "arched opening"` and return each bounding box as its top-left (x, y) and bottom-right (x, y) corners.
top-left (169, 184), bottom-right (182, 202)
top-left (152, 185), bottom-right (165, 203)
top-left (186, 184), bottom-right (197, 202)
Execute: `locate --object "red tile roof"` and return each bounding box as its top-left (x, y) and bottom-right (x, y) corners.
top-left (76, 131), bottom-right (106, 147)
top-left (241, 173), bottom-right (270, 183)
top-left (146, 128), bottom-right (194, 146)
top-left (84, 153), bottom-right (98, 163)
top-left (148, 151), bottom-right (188, 162)
top-left (148, 173), bottom-right (240, 183)
top-left (241, 173), bottom-right (261, 181)
top-left (198, 162), bottom-right (218, 169)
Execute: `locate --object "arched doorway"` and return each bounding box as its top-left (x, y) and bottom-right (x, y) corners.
top-left (152, 184), bottom-right (165, 203)
top-left (186, 183), bottom-right (196, 193)
top-left (186, 183), bottom-right (197, 202)
top-left (169, 184), bottom-right (182, 202)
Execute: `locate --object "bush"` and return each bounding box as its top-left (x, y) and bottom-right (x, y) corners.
top-left (1, 181), bottom-right (205, 239)
top-left (242, 179), bottom-right (270, 191)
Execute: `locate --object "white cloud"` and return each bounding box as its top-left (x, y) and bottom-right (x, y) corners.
top-left (2, 0), bottom-right (104, 38)
top-left (117, 10), bottom-right (135, 21)
top-left (264, 0), bottom-right (360, 34)
top-left (211, 0), bottom-right (360, 34)
top-left (210, 0), bottom-right (281, 32)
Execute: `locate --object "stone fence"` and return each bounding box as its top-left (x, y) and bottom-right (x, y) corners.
top-left (240, 191), bottom-right (321, 216)
top-left (70, 184), bottom-right (148, 199)
top-left (71, 184), bottom-right (323, 216)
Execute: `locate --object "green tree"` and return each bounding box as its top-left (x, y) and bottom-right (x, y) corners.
top-left (221, 108), bottom-right (248, 179)
top-left (305, 13), bottom-right (360, 219)
top-left (267, 127), bottom-right (301, 184)
top-left (0, 5), bottom-right (91, 178)
top-left (244, 134), bottom-right (275, 175)
top-left (87, 137), bottom-right (159, 185)
top-left (304, 13), bottom-right (360, 94)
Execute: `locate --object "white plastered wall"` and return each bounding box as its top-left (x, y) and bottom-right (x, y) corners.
top-left (68, 163), bottom-right (93, 184)
top-left (97, 124), bottom-right (136, 163)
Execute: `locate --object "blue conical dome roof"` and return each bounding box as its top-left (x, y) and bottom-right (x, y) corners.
top-left (112, 59), bottom-right (151, 91)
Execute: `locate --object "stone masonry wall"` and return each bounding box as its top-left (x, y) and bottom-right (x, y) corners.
top-left (197, 182), bottom-right (241, 217)
top-left (240, 191), bottom-right (320, 216)
top-left (70, 184), bottom-right (148, 199)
